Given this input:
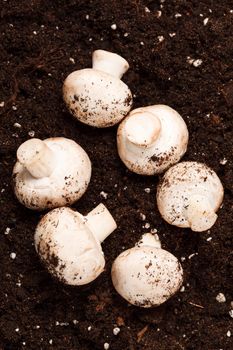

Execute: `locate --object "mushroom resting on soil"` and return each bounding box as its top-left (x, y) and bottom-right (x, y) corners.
top-left (13, 137), bottom-right (91, 210)
top-left (63, 49), bottom-right (133, 128)
top-left (35, 204), bottom-right (117, 285)
top-left (111, 233), bottom-right (183, 308)
top-left (156, 161), bottom-right (224, 232)
top-left (117, 104), bottom-right (189, 175)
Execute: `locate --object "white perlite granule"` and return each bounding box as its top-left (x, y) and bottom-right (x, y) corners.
top-left (216, 293), bottom-right (226, 303)
top-left (113, 327), bottom-right (120, 335)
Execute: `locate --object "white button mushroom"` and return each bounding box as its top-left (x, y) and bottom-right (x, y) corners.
top-left (63, 49), bottom-right (133, 128)
top-left (13, 137), bottom-right (91, 210)
top-left (156, 161), bottom-right (224, 232)
top-left (117, 104), bottom-right (189, 175)
top-left (35, 203), bottom-right (117, 285)
top-left (111, 233), bottom-right (183, 308)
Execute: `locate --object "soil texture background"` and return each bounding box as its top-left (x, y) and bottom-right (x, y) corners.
top-left (0, 1), bottom-right (233, 349)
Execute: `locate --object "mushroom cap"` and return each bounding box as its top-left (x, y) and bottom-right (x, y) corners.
top-left (13, 137), bottom-right (91, 210)
top-left (156, 161), bottom-right (224, 229)
top-left (117, 105), bottom-right (189, 175)
top-left (111, 246), bottom-right (183, 308)
top-left (63, 68), bottom-right (132, 128)
top-left (35, 207), bottom-right (105, 285)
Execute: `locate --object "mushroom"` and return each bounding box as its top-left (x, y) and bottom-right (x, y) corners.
top-left (111, 233), bottom-right (183, 308)
top-left (156, 161), bottom-right (224, 232)
top-left (63, 49), bottom-right (133, 128)
top-left (13, 137), bottom-right (91, 210)
top-left (35, 204), bottom-right (117, 285)
top-left (117, 104), bottom-right (189, 175)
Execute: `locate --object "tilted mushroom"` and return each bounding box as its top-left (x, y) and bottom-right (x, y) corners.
top-left (13, 137), bottom-right (91, 210)
top-left (111, 233), bottom-right (183, 308)
top-left (63, 49), bottom-right (133, 128)
top-left (156, 161), bottom-right (224, 232)
top-left (35, 204), bottom-right (117, 285)
top-left (117, 105), bottom-right (189, 175)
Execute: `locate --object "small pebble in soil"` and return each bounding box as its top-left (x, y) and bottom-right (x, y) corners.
top-left (158, 35), bottom-right (164, 42)
top-left (88, 326), bottom-right (92, 331)
top-left (156, 11), bottom-right (162, 18)
top-left (145, 7), bottom-right (150, 13)
top-left (10, 252), bottom-right (16, 259)
top-left (150, 228), bottom-right (157, 234)
top-left (73, 319), bottom-right (78, 324)
top-left (219, 158), bottom-right (227, 165)
top-left (206, 236), bottom-right (212, 241)
top-left (140, 213), bottom-right (146, 221)
top-left (181, 257), bottom-right (186, 261)
top-left (180, 286), bottom-right (185, 292)
top-left (49, 339), bottom-right (53, 344)
top-left (85, 14), bottom-right (89, 20)
top-left (140, 41), bottom-right (144, 46)
top-left (144, 188), bottom-right (151, 193)
top-left (104, 343), bottom-right (110, 349)
top-left (169, 32), bottom-right (176, 37)
top-left (203, 18), bottom-right (209, 25)
top-left (69, 57), bottom-right (75, 64)
top-left (14, 122), bottom-right (22, 128)
top-left (111, 24), bottom-right (117, 30)
top-left (216, 293), bottom-right (226, 303)
top-left (4, 227), bottom-right (11, 235)
top-left (229, 310), bottom-right (233, 318)
top-left (193, 59), bottom-right (203, 67)
top-left (144, 222), bottom-right (150, 229)
top-left (28, 130), bottom-right (35, 137)
top-left (100, 191), bottom-right (108, 199)
top-left (113, 327), bottom-right (120, 335)
top-left (0, 101), bottom-right (5, 107)
top-left (226, 330), bottom-right (231, 337)
top-left (124, 32), bottom-right (129, 37)
top-left (175, 13), bottom-right (182, 18)
top-left (15, 328), bottom-right (19, 332)
top-left (12, 105), bottom-right (17, 110)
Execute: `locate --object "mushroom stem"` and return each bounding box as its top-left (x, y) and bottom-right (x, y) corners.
top-left (184, 194), bottom-right (218, 232)
top-left (136, 233), bottom-right (161, 248)
top-left (85, 203), bottom-right (117, 243)
top-left (17, 138), bottom-right (56, 179)
top-left (125, 111), bottom-right (161, 147)
top-left (92, 50), bottom-right (129, 79)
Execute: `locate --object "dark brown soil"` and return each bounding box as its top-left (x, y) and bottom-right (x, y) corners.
top-left (0, 1), bottom-right (232, 349)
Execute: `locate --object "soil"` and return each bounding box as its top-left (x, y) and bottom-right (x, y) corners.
top-left (0, 1), bottom-right (232, 349)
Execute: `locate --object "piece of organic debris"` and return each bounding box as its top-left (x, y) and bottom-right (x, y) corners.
top-left (117, 105), bottom-right (188, 175)
top-left (157, 161), bottom-right (224, 232)
top-left (35, 204), bottom-right (117, 285)
top-left (13, 137), bottom-right (91, 210)
top-left (111, 233), bottom-right (183, 307)
top-left (63, 49), bottom-right (132, 127)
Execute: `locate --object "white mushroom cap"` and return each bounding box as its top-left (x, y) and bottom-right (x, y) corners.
top-left (35, 204), bottom-right (117, 285)
top-left (156, 161), bottom-right (224, 232)
top-left (117, 105), bottom-right (189, 175)
top-left (63, 49), bottom-right (133, 128)
top-left (13, 137), bottom-right (91, 210)
top-left (111, 233), bottom-right (183, 308)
